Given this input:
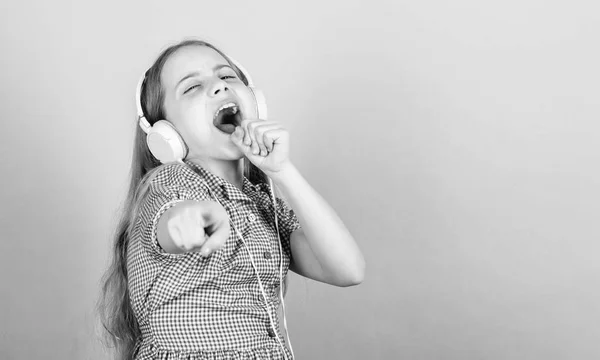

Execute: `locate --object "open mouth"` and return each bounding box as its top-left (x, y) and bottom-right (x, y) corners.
top-left (213, 102), bottom-right (242, 134)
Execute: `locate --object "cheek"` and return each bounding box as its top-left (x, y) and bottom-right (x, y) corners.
top-left (176, 100), bottom-right (211, 126)
top-left (172, 111), bottom-right (212, 144)
top-left (182, 120), bottom-right (212, 143)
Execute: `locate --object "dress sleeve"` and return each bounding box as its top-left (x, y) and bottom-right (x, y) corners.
top-left (134, 165), bottom-right (211, 262)
top-left (274, 197), bottom-right (302, 260)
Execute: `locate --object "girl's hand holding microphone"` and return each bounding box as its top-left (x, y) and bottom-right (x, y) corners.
top-left (157, 200), bottom-right (230, 256)
top-left (230, 119), bottom-right (292, 176)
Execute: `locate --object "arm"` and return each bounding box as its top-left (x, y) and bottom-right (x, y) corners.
top-left (271, 164), bottom-right (365, 287)
top-left (231, 120), bottom-right (365, 287)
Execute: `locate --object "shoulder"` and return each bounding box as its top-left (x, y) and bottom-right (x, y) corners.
top-left (137, 163), bottom-right (210, 202)
top-left (147, 163), bottom-right (206, 188)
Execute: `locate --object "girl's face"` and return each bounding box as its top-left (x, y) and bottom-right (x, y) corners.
top-left (160, 45), bottom-right (257, 162)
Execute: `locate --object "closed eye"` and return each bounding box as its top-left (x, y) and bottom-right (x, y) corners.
top-left (184, 84), bottom-right (201, 94)
top-left (184, 75), bottom-right (236, 94)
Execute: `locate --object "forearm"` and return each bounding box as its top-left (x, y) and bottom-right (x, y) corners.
top-left (270, 163), bottom-right (365, 284)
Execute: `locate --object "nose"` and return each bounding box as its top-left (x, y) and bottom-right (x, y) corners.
top-left (209, 79), bottom-right (229, 97)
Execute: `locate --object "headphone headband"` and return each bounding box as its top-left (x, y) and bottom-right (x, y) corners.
top-left (135, 72), bottom-right (151, 133)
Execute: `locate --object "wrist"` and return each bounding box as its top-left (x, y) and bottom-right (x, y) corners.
top-left (264, 161), bottom-right (298, 185)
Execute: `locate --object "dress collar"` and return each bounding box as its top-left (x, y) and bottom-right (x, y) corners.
top-left (184, 161), bottom-right (269, 202)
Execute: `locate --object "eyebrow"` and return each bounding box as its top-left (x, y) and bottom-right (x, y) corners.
top-left (176, 64), bottom-right (234, 89)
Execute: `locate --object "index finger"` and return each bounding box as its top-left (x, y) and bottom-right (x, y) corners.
top-left (239, 119), bottom-right (262, 146)
top-left (198, 218), bottom-right (231, 257)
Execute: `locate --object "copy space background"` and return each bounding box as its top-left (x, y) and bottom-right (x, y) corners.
top-left (0, 0), bottom-right (599, 359)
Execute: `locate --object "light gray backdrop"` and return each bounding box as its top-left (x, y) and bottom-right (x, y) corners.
top-left (1, 0), bottom-right (599, 359)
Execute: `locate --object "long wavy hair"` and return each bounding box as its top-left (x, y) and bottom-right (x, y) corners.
top-left (97, 39), bottom-right (268, 359)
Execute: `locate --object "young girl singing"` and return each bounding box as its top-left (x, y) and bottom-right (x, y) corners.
top-left (99, 39), bottom-right (365, 360)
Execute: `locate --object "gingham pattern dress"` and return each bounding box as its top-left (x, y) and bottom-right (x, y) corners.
top-left (127, 161), bottom-right (300, 359)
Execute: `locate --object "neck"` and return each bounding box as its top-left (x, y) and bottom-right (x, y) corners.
top-left (188, 158), bottom-right (245, 190)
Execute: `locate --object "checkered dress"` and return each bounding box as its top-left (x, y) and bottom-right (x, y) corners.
top-left (127, 161), bottom-right (300, 359)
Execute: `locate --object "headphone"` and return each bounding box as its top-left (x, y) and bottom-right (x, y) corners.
top-left (135, 55), bottom-right (268, 164)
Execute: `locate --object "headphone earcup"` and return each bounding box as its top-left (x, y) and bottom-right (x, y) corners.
top-left (146, 120), bottom-right (188, 164)
top-left (248, 86), bottom-right (268, 120)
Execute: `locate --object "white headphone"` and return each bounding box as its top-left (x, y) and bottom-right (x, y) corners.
top-left (135, 55), bottom-right (268, 164)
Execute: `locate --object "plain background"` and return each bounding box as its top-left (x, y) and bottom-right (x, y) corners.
top-left (1, 0), bottom-right (599, 359)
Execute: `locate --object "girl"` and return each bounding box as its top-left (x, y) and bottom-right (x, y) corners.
top-left (99, 39), bottom-right (365, 360)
